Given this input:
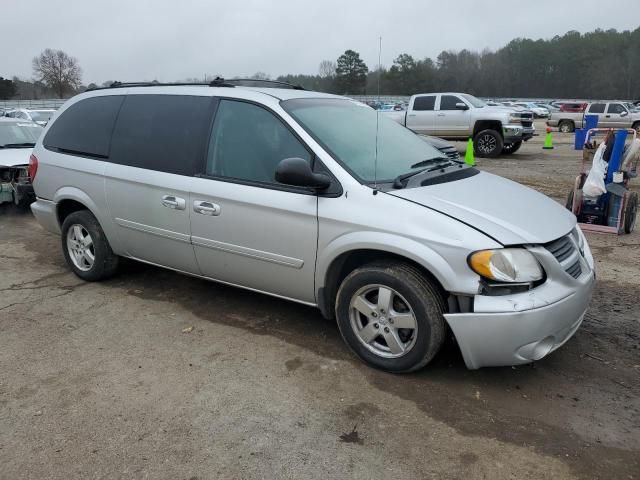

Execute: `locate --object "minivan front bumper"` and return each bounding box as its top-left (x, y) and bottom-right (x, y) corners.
top-left (444, 242), bottom-right (595, 369)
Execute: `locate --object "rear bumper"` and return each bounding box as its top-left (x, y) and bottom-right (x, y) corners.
top-left (31, 198), bottom-right (60, 234)
top-left (445, 242), bottom-right (595, 370)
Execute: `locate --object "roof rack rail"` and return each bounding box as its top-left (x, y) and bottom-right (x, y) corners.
top-left (85, 77), bottom-right (305, 92)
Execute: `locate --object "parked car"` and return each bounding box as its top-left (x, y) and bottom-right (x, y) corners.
top-left (0, 118), bottom-right (43, 207)
top-left (5, 108), bottom-right (56, 126)
top-left (30, 83), bottom-right (594, 372)
top-left (547, 101), bottom-right (640, 133)
top-left (383, 92), bottom-right (535, 157)
top-left (513, 102), bottom-right (549, 118)
top-left (535, 102), bottom-right (559, 113)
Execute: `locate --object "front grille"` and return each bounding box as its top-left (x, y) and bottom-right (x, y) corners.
top-left (544, 232), bottom-right (583, 279)
top-left (521, 120), bottom-right (533, 128)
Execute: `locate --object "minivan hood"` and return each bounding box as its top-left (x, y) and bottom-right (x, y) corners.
top-left (0, 148), bottom-right (31, 167)
top-left (389, 171), bottom-right (575, 245)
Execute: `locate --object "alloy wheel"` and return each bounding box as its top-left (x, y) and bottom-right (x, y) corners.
top-left (66, 224), bottom-right (95, 271)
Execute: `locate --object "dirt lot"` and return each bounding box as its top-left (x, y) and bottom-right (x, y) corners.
top-left (1, 121), bottom-right (638, 479)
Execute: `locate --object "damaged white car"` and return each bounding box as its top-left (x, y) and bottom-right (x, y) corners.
top-left (0, 118), bottom-right (42, 207)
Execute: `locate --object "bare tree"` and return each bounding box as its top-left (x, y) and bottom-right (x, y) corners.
top-left (250, 72), bottom-right (271, 80)
top-left (319, 60), bottom-right (336, 78)
top-left (32, 49), bottom-right (82, 98)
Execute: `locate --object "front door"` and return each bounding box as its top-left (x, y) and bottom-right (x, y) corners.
top-left (189, 99), bottom-right (318, 303)
top-left (435, 95), bottom-right (471, 137)
top-left (605, 103), bottom-right (629, 129)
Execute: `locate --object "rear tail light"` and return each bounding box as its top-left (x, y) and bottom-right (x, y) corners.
top-left (28, 154), bottom-right (38, 181)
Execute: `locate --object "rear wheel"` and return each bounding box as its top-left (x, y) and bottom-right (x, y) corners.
top-left (623, 191), bottom-right (638, 234)
top-left (335, 261), bottom-right (446, 373)
top-left (501, 141), bottom-right (522, 155)
top-left (61, 210), bottom-right (119, 281)
top-left (558, 121), bottom-right (574, 133)
top-left (473, 129), bottom-right (503, 158)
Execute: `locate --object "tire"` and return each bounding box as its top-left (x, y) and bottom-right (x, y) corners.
top-left (501, 141), bottom-right (522, 155)
top-left (335, 261), bottom-right (446, 373)
top-left (473, 129), bottom-right (503, 158)
top-left (632, 122), bottom-right (640, 135)
top-left (61, 210), bottom-right (119, 281)
top-left (623, 192), bottom-right (638, 234)
top-left (566, 189), bottom-right (575, 212)
top-left (558, 121), bottom-right (574, 133)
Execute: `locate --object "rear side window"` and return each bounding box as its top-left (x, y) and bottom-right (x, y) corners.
top-left (44, 96), bottom-right (124, 158)
top-left (110, 95), bottom-right (213, 176)
top-left (413, 96), bottom-right (435, 111)
top-left (589, 103), bottom-right (606, 113)
top-left (439, 95), bottom-right (463, 110)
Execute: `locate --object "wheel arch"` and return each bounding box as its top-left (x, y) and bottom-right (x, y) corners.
top-left (316, 234), bottom-right (456, 319)
top-left (473, 120), bottom-right (503, 138)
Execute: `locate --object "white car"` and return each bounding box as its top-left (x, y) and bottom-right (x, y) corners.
top-left (5, 108), bottom-right (56, 126)
top-left (513, 102), bottom-right (549, 118)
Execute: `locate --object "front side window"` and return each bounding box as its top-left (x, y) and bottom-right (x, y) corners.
top-left (44, 95), bottom-right (124, 158)
top-left (110, 94), bottom-right (213, 175)
top-left (607, 103), bottom-right (626, 114)
top-left (439, 95), bottom-right (463, 111)
top-left (282, 98), bottom-right (447, 183)
top-left (206, 100), bottom-right (311, 184)
top-left (589, 103), bottom-right (606, 113)
top-left (413, 96), bottom-right (435, 111)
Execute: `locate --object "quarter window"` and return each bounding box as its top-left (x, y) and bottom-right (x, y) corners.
top-left (110, 95), bottom-right (213, 176)
top-left (589, 103), bottom-right (606, 113)
top-left (439, 95), bottom-right (463, 111)
top-left (413, 96), bottom-right (435, 111)
top-left (206, 100), bottom-right (311, 184)
top-left (43, 95), bottom-right (124, 158)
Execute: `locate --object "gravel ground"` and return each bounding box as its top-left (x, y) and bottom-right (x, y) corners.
top-left (1, 121), bottom-right (638, 479)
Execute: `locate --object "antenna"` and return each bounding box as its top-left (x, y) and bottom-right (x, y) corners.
top-left (374, 36), bottom-right (382, 192)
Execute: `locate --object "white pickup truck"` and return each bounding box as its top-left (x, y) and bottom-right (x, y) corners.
top-left (383, 92), bottom-right (535, 157)
top-left (546, 101), bottom-right (640, 133)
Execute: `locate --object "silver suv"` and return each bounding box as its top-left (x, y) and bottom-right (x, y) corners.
top-left (30, 82), bottom-right (595, 372)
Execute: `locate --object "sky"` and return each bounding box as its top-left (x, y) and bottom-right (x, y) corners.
top-left (2, 0), bottom-right (639, 85)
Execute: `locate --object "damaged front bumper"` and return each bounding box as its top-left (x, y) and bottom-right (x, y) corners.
top-left (444, 242), bottom-right (595, 369)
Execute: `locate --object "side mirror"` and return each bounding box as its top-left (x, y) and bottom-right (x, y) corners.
top-left (620, 110), bottom-right (629, 117)
top-left (275, 158), bottom-right (331, 190)
top-left (455, 102), bottom-right (469, 111)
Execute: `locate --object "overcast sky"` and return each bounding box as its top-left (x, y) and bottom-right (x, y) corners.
top-left (3, 0), bottom-right (639, 84)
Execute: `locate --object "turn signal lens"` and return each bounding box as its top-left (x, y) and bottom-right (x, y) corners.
top-left (469, 249), bottom-right (543, 283)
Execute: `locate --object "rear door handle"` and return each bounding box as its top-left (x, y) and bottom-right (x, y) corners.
top-left (161, 195), bottom-right (186, 210)
top-left (437, 113), bottom-right (445, 117)
top-left (193, 200), bottom-right (221, 216)
top-left (407, 114), bottom-right (416, 117)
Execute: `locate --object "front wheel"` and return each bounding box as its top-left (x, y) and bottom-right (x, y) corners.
top-left (335, 261), bottom-right (446, 373)
top-left (473, 129), bottom-right (504, 158)
top-left (61, 210), bottom-right (119, 281)
top-left (501, 141), bottom-right (522, 155)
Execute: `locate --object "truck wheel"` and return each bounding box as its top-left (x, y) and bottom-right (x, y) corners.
top-left (632, 122), bottom-right (640, 134)
top-left (473, 130), bottom-right (503, 158)
top-left (624, 192), bottom-right (638, 234)
top-left (335, 261), bottom-right (446, 373)
top-left (501, 141), bottom-right (522, 155)
top-left (558, 121), bottom-right (574, 133)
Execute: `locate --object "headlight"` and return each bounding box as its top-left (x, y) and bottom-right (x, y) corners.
top-left (469, 249), bottom-right (543, 282)
top-left (508, 113), bottom-right (522, 123)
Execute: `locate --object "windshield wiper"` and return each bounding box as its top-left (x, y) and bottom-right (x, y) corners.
top-left (410, 156), bottom-right (451, 169)
top-left (393, 169), bottom-right (426, 188)
top-left (0, 143), bottom-right (36, 148)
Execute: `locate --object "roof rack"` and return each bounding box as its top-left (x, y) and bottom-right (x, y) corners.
top-left (86, 77), bottom-right (305, 92)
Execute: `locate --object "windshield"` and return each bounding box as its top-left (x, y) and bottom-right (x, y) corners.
top-left (0, 122), bottom-right (44, 146)
top-left (461, 94), bottom-right (485, 108)
top-left (282, 98), bottom-right (445, 183)
top-left (29, 111), bottom-right (53, 122)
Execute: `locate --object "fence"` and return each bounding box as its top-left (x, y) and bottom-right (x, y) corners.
top-left (0, 99), bottom-right (66, 110)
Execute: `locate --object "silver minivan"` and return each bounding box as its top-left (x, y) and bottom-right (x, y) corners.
top-left (30, 82), bottom-right (595, 372)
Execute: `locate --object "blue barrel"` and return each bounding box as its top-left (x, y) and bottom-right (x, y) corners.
top-left (584, 114), bottom-right (598, 131)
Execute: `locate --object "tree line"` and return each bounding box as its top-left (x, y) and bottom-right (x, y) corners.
top-left (2, 27), bottom-right (639, 101)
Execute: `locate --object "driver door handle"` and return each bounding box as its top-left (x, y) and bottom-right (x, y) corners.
top-left (193, 200), bottom-right (221, 216)
top-left (437, 113), bottom-right (445, 116)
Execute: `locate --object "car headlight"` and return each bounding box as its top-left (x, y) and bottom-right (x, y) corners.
top-left (508, 113), bottom-right (522, 123)
top-left (469, 249), bottom-right (543, 282)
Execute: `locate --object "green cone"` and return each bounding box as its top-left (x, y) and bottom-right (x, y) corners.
top-left (543, 131), bottom-right (554, 149)
top-left (464, 138), bottom-right (475, 166)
